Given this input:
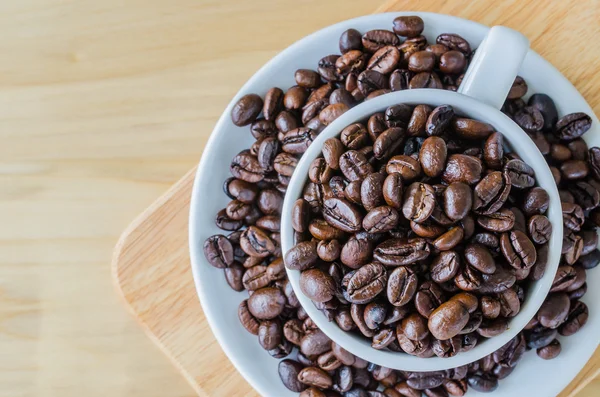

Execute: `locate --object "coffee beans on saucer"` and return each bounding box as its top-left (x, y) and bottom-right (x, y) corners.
top-left (203, 14), bottom-right (597, 396)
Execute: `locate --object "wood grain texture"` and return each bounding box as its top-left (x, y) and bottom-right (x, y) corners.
top-left (111, 1), bottom-right (600, 397)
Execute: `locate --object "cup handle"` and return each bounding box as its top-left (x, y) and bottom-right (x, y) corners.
top-left (458, 26), bottom-right (530, 110)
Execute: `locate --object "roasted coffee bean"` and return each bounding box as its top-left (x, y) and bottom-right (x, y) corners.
top-left (387, 266), bottom-right (418, 307)
top-left (247, 287), bottom-right (286, 320)
top-left (507, 76), bottom-right (528, 99)
top-left (436, 33), bottom-right (471, 55)
top-left (320, 103), bottom-right (349, 126)
top-left (408, 51), bottom-right (436, 73)
top-left (251, 118), bottom-right (277, 139)
top-left (393, 16), bottom-right (424, 37)
top-left (295, 69), bottom-right (322, 89)
top-left (554, 112), bottom-right (592, 141)
top-left (240, 226), bottom-right (275, 257)
top-left (362, 29), bottom-right (400, 53)
top-left (298, 387), bottom-right (326, 397)
top-left (300, 268), bottom-right (336, 303)
top-left (537, 293), bottom-right (570, 329)
top-left (409, 72), bottom-right (443, 89)
top-left (346, 263), bottom-right (387, 304)
top-left (562, 202), bottom-right (585, 232)
top-left (464, 244), bottom-right (496, 274)
top-left (363, 206), bottom-right (400, 233)
top-left (442, 154), bottom-right (482, 185)
top-left (230, 151), bottom-right (264, 183)
top-left (414, 282), bottom-right (445, 319)
top-left (382, 173), bottom-right (403, 209)
top-left (477, 208), bottom-right (515, 232)
top-left (242, 265), bottom-right (270, 291)
top-left (559, 300), bottom-right (589, 336)
top-left (341, 236), bottom-right (373, 269)
top-left (425, 105), bottom-right (454, 137)
top-left (472, 171), bottom-right (510, 215)
top-left (281, 127), bottom-right (318, 154)
top-left (358, 70), bottom-right (388, 96)
top-left (528, 93), bottom-right (558, 130)
top-left (403, 182), bottom-right (436, 223)
top-left (273, 152), bottom-right (298, 177)
top-left (285, 240), bottom-right (318, 271)
top-left (476, 318), bottom-right (508, 338)
top-left (389, 69), bottom-right (413, 92)
top-left (387, 155), bottom-right (421, 181)
top-left (439, 51), bottom-right (466, 74)
top-left (504, 160), bottom-right (534, 191)
top-left (258, 319), bottom-right (283, 350)
top-left (466, 373), bottom-right (498, 392)
top-left (262, 87), bottom-right (283, 121)
top-left (385, 104), bottom-right (413, 129)
top-left (571, 181), bottom-right (600, 210)
top-left (514, 106), bottom-right (544, 132)
top-left (341, 123), bottom-right (370, 150)
top-left (500, 230), bottom-right (537, 270)
top-left (284, 86), bottom-right (308, 111)
top-left (322, 197), bottom-right (363, 233)
top-left (537, 339), bottom-right (561, 360)
top-left (203, 235), bottom-right (234, 268)
top-left (454, 265), bottom-right (482, 292)
top-left (374, 238), bottom-right (430, 266)
top-left (257, 189), bottom-right (283, 215)
top-left (279, 360), bottom-right (308, 392)
top-left (231, 94), bottom-right (263, 126)
top-left (340, 150), bottom-right (374, 181)
top-left (579, 249), bottom-right (600, 269)
top-left (309, 218), bottom-right (346, 240)
top-left (360, 172), bottom-right (386, 211)
top-left (298, 366), bottom-right (333, 389)
top-left (428, 300), bottom-right (469, 340)
top-left (300, 329), bottom-right (332, 356)
top-left (419, 136), bottom-right (447, 177)
top-left (366, 46), bottom-right (400, 74)
top-left (528, 214), bottom-right (552, 244)
top-left (318, 54), bottom-right (343, 82)
top-left (316, 240), bottom-right (341, 262)
top-left (363, 302), bottom-right (388, 330)
top-left (443, 182), bottom-right (472, 221)
top-left (451, 118), bottom-right (494, 140)
top-left (339, 28), bottom-right (363, 53)
top-left (433, 227), bottom-right (464, 251)
top-left (238, 299), bottom-right (260, 335)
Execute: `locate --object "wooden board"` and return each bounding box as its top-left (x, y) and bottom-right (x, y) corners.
top-left (112, 1), bottom-right (600, 396)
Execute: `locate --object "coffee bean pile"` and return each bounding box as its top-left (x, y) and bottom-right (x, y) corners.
top-left (203, 15), bottom-right (598, 396)
top-left (285, 102), bottom-right (550, 356)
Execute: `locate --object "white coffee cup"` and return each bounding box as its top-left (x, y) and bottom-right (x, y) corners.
top-left (281, 26), bottom-right (563, 371)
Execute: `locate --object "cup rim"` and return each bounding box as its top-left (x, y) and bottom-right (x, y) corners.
top-left (281, 89), bottom-right (563, 371)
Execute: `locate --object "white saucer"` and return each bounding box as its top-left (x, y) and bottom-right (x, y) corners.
top-left (189, 12), bottom-right (600, 397)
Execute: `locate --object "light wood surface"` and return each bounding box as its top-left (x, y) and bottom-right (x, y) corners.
top-left (2, 0), bottom-right (599, 397)
top-left (111, 1), bottom-right (600, 397)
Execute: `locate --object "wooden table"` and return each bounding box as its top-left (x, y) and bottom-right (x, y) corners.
top-left (1, 0), bottom-right (597, 396)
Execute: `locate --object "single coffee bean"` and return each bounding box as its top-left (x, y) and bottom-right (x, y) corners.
top-left (393, 16), bottom-right (424, 37)
top-left (230, 151), bottom-right (264, 183)
top-left (504, 159), bottom-right (535, 189)
top-left (522, 187), bottom-right (550, 216)
top-left (467, 372), bottom-right (498, 392)
top-left (436, 33), bottom-right (471, 55)
top-left (363, 206), bottom-right (400, 233)
top-left (322, 197), bottom-right (363, 233)
top-left (400, 313), bottom-right (430, 341)
top-left (571, 181), bottom-right (600, 210)
top-left (439, 50), bottom-right (466, 74)
top-left (362, 29), bottom-right (400, 53)
top-left (320, 103), bottom-right (349, 126)
top-left (203, 235), bottom-right (234, 268)
top-left (318, 54), bottom-right (343, 82)
top-left (367, 46), bottom-right (401, 74)
top-left (403, 182), bottom-right (436, 223)
top-left (382, 173), bottom-right (403, 209)
top-left (443, 182), bottom-right (472, 221)
top-left (451, 117), bottom-right (494, 139)
top-left (273, 152), bottom-right (298, 177)
top-left (528, 93), bottom-right (558, 130)
top-left (389, 69), bottom-right (413, 92)
top-left (386, 155), bottom-right (421, 181)
top-left (433, 227), bottom-right (464, 251)
top-left (409, 72), bottom-right (443, 89)
top-left (284, 86), bottom-right (308, 111)
top-left (247, 287), bottom-right (286, 320)
top-left (472, 171), bottom-right (511, 215)
top-left (363, 302), bottom-right (388, 330)
top-left (341, 236), bottom-right (373, 269)
top-left (231, 94), bottom-right (263, 126)
top-left (374, 238), bottom-right (431, 266)
top-left (442, 154), bottom-right (482, 185)
top-left (464, 244), bottom-right (496, 274)
top-left (537, 339), bottom-right (562, 360)
top-left (430, 251), bottom-right (460, 283)
top-left (426, 105), bottom-right (454, 136)
top-left (554, 112), bottom-right (592, 141)
top-left (387, 266), bottom-right (418, 306)
top-left (279, 360), bottom-right (308, 392)
top-left (559, 300), bottom-right (589, 336)
top-left (281, 127), bottom-right (318, 154)
top-left (408, 51), bottom-right (436, 73)
top-left (514, 106), bottom-right (544, 132)
top-left (357, 70), bottom-right (388, 96)
top-left (428, 300), bottom-right (470, 340)
top-left (500, 230), bottom-right (537, 270)
top-left (295, 69), bottom-right (322, 89)
top-left (339, 28), bottom-right (363, 53)
top-left (298, 366), bottom-right (333, 389)
top-left (300, 329), bottom-right (332, 356)
top-left (507, 76), bottom-right (527, 99)
top-left (341, 123), bottom-right (370, 149)
top-left (262, 87), bottom-right (283, 121)
top-left (454, 265), bottom-right (482, 292)
top-left (346, 262), bottom-right (387, 304)
top-left (300, 268), bottom-right (336, 303)
top-left (242, 265), bottom-right (270, 291)
top-left (285, 240), bottom-right (318, 271)
top-left (340, 150), bottom-right (374, 181)
top-left (528, 214), bottom-right (552, 244)
top-left (419, 136), bottom-right (447, 177)
top-left (258, 319), bottom-right (282, 350)
top-left (537, 293), bottom-right (571, 329)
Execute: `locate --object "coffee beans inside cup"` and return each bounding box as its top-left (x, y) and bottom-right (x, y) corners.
top-left (203, 15), bottom-right (597, 396)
